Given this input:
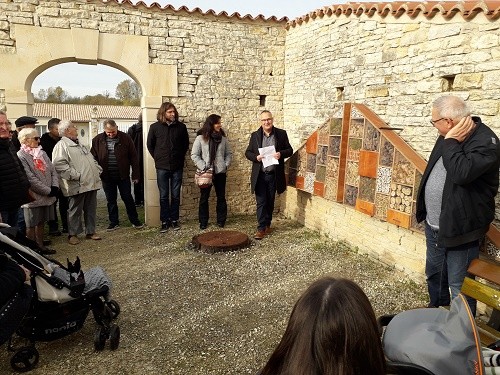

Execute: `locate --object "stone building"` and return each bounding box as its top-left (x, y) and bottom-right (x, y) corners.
top-left (1, 0), bottom-right (500, 279)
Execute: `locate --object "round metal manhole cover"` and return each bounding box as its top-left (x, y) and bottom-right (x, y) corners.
top-left (191, 230), bottom-right (250, 254)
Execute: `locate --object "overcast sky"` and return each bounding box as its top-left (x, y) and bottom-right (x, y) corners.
top-left (31, 0), bottom-right (339, 98)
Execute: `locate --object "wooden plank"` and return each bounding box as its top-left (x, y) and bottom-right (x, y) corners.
top-left (461, 277), bottom-right (500, 310)
top-left (468, 259), bottom-right (500, 286)
top-left (358, 150), bottom-right (378, 178)
top-left (306, 131), bottom-right (318, 154)
top-left (386, 209), bottom-right (411, 229)
top-left (355, 199), bottom-right (375, 216)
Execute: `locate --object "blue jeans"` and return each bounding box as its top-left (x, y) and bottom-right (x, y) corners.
top-left (425, 223), bottom-right (479, 315)
top-left (156, 168), bottom-right (183, 223)
top-left (255, 172), bottom-right (276, 231)
top-left (102, 179), bottom-right (140, 225)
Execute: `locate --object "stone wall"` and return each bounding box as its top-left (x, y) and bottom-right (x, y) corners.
top-left (0, 0), bottom-right (287, 220)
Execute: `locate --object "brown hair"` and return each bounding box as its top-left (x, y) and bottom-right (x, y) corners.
top-left (260, 277), bottom-right (386, 375)
top-left (157, 102), bottom-right (179, 123)
top-left (200, 114), bottom-right (225, 141)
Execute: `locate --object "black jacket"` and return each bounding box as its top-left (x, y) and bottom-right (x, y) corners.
top-left (245, 126), bottom-right (293, 194)
top-left (127, 122), bottom-right (143, 173)
top-left (146, 120), bottom-right (189, 171)
top-left (0, 139), bottom-right (30, 211)
top-left (0, 251), bottom-right (25, 307)
top-left (91, 131), bottom-right (139, 181)
top-left (40, 133), bottom-right (61, 160)
top-left (416, 117), bottom-right (500, 247)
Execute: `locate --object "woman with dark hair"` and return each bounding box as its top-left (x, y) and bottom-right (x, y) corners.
top-left (191, 114), bottom-right (232, 229)
top-left (260, 277), bottom-right (386, 375)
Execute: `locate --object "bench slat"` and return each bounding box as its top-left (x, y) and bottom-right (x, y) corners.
top-left (462, 277), bottom-right (500, 310)
top-left (468, 259), bottom-right (500, 285)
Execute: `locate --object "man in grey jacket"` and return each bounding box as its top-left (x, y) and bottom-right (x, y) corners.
top-left (52, 120), bottom-right (103, 245)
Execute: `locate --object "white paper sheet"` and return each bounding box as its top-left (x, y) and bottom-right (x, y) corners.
top-left (258, 145), bottom-right (279, 168)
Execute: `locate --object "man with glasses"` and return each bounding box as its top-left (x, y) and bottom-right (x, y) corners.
top-left (0, 111), bottom-right (30, 228)
top-left (416, 95), bottom-right (500, 315)
top-left (245, 110), bottom-right (293, 240)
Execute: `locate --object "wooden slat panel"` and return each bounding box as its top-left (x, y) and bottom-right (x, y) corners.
top-left (355, 199), bottom-right (375, 216)
top-left (461, 277), bottom-right (500, 310)
top-left (306, 131), bottom-right (318, 154)
top-left (468, 259), bottom-right (500, 286)
top-left (358, 150), bottom-right (378, 178)
top-left (386, 209), bottom-right (410, 229)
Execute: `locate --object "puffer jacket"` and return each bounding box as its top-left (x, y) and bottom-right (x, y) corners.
top-left (52, 137), bottom-right (102, 197)
top-left (191, 135), bottom-right (232, 174)
top-left (0, 139), bottom-right (30, 211)
top-left (17, 149), bottom-right (58, 208)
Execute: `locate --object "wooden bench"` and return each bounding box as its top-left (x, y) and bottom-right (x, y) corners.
top-left (461, 258), bottom-right (500, 347)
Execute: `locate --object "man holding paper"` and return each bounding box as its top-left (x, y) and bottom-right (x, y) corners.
top-left (245, 110), bottom-right (293, 240)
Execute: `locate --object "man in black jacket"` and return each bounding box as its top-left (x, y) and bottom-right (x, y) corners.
top-left (127, 113), bottom-right (144, 207)
top-left (91, 119), bottom-right (142, 230)
top-left (0, 111), bottom-right (31, 228)
top-left (416, 95), bottom-right (500, 315)
top-left (245, 110), bottom-right (293, 240)
top-left (147, 102), bottom-right (189, 233)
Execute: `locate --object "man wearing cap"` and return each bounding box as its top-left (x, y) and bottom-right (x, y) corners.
top-left (13, 116), bottom-right (38, 151)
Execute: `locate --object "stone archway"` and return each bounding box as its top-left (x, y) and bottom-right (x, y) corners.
top-left (0, 24), bottom-right (178, 225)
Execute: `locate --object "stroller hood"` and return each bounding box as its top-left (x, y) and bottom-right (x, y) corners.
top-left (383, 294), bottom-right (484, 375)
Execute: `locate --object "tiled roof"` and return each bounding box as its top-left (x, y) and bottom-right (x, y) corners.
top-left (90, 0), bottom-right (288, 22)
top-left (33, 103), bottom-right (141, 122)
top-left (287, 1), bottom-right (500, 28)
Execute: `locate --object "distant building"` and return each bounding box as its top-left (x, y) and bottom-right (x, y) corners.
top-left (34, 103), bottom-right (141, 146)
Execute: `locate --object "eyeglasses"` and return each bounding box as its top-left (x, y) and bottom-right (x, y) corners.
top-left (260, 118), bottom-right (273, 123)
top-left (430, 118), bottom-right (446, 126)
top-left (30, 137), bottom-right (40, 141)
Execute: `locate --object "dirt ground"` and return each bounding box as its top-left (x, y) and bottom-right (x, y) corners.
top-left (0, 201), bottom-right (427, 375)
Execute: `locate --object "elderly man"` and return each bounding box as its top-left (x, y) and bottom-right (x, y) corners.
top-left (0, 111), bottom-right (31, 227)
top-left (416, 95), bottom-right (500, 315)
top-left (52, 120), bottom-right (102, 245)
top-left (245, 110), bottom-right (293, 240)
top-left (91, 119), bottom-right (142, 230)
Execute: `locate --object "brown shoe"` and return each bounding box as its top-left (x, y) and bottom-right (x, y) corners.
top-left (254, 230), bottom-right (266, 240)
top-left (86, 233), bottom-right (102, 240)
top-left (265, 226), bottom-right (274, 235)
top-left (68, 235), bottom-right (80, 245)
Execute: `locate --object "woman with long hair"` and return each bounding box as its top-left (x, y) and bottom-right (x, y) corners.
top-left (260, 277), bottom-right (386, 375)
top-left (191, 114), bottom-right (232, 229)
top-left (17, 128), bottom-right (59, 254)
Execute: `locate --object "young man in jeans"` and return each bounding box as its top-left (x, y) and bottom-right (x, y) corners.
top-left (147, 102), bottom-right (189, 232)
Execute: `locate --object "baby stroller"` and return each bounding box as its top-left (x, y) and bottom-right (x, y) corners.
top-left (378, 294), bottom-right (487, 375)
top-left (0, 224), bottom-right (121, 372)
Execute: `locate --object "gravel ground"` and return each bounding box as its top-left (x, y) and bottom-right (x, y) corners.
top-left (0, 203), bottom-right (427, 375)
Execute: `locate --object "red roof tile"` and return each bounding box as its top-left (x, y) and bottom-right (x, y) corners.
top-left (287, 1), bottom-right (500, 28)
top-left (89, 0), bottom-right (288, 22)
top-left (33, 103), bottom-right (141, 123)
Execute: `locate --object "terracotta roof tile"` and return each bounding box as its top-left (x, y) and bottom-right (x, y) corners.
top-left (33, 103), bottom-right (141, 123)
top-left (88, 0), bottom-right (288, 22)
top-left (287, 1), bottom-right (500, 28)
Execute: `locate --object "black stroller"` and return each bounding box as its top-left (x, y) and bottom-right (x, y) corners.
top-left (0, 224), bottom-right (121, 372)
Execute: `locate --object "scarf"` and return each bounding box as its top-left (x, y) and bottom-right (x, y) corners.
top-left (21, 143), bottom-right (46, 173)
top-left (209, 131), bottom-right (222, 167)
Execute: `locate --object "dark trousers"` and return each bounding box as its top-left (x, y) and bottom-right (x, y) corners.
top-left (48, 191), bottom-right (69, 232)
top-left (255, 172), bottom-right (276, 231)
top-left (0, 208), bottom-right (19, 229)
top-left (199, 173), bottom-right (227, 226)
top-left (133, 177), bottom-right (144, 206)
top-left (103, 178), bottom-right (140, 226)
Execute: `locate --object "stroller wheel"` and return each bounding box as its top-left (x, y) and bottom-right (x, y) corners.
top-left (94, 327), bottom-right (107, 351)
top-left (109, 324), bottom-right (120, 350)
top-left (10, 346), bottom-right (39, 373)
top-left (107, 300), bottom-right (121, 319)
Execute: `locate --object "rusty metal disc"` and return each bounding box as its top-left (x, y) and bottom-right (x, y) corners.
top-left (191, 230), bottom-right (250, 254)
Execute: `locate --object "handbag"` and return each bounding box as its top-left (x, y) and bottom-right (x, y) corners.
top-left (194, 168), bottom-right (213, 188)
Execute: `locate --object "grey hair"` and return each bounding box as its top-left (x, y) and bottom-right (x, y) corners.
top-left (0, 110), bottom-right (6, 116)
top-left (18, 127), bottom-right (39, 144)
top-left (58, 120), bottom-right (74, 137)
top-left (432, 95), bottom-right (470, 121)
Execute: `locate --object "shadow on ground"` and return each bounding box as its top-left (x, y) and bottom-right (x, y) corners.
top-left (0, 200), bottom-right (427, 375)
